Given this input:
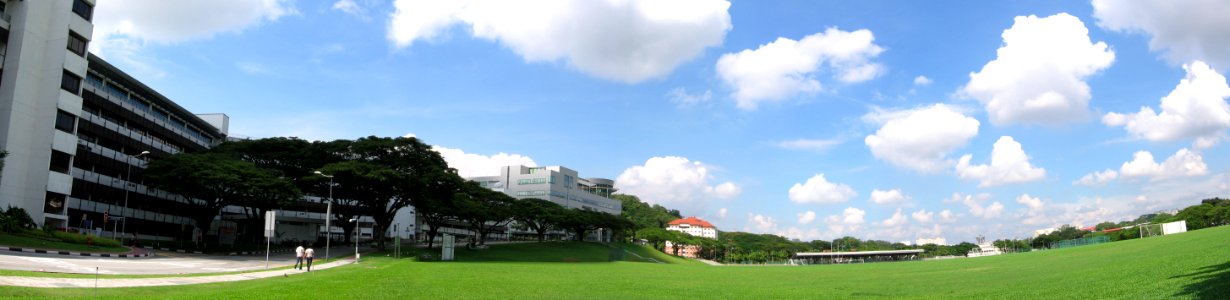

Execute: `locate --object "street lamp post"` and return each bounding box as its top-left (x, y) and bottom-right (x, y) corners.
top-left (314, 171), bottom-right (334, 263)
top-left (350, 218), bottom-right (359, 263)
top-left (121, 150), bottom-right (150, 246)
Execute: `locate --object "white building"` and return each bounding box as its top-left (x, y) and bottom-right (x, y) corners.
top-left (664, 217), bottom-right (717, 258)
top-left (966, 235), bottom-right (1003, 257)
top-left (469, 165), bottom-right (621, 215)
top-left (0, 0), bottom-right (97, 229)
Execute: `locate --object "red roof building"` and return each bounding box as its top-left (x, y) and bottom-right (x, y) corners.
top-left (664, 217), bottom-right (718, 258)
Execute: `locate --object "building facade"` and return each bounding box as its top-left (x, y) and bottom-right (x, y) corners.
top-left (0, 0), bottom-right (232, 243)
top-left (469, 165), bottom-right (621, 215)
top-left (0, 0), bottom-right (98, 229)
top-left (664, 216), bottom-right (717, 258)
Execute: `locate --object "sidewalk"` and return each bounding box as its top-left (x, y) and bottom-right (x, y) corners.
top-left (0, 258), bottom-right (357, 288)
top-left (0, 244), bottom-right (153, 258)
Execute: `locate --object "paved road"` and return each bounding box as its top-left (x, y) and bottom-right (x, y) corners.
top-left (0, 246), bottom-right (364, 275)
top-left (0, 259), bottom-right (356, 288)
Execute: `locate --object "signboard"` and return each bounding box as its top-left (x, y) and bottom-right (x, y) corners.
top-left (1162, 220), bottom-right (1187, 235)
top-left (442, 234), bottom-right (455, 261)
top-left (264, 210), bottom-right (277, 238)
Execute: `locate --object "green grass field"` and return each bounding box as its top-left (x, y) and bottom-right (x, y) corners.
top-left (2, 226), bottom-right (1228, 299)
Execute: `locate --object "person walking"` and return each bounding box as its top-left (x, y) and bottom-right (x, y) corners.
top-left (294, 243), bottom-right (305, 270)
top-left (305, 246), bottom-right (316, 272)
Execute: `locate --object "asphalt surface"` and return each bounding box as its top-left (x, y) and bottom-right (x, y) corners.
top-left (0, 246), bottom-right (363, 275)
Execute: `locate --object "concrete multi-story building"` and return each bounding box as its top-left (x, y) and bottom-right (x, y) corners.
top-left (0, 0), bottom-right (100, 229)
top-left (470, 165), bottom-right (621, 215)
top-left (0, 0), bottom-right (230, 243)
top-left (664, 216), bottom-right (717, 258)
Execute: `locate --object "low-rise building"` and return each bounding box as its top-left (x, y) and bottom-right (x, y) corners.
top-left (664, 216), bottom-right (716, 258)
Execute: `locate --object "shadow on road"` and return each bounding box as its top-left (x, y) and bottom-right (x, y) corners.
top-left (1172, 261), bottom-right (1230, 299)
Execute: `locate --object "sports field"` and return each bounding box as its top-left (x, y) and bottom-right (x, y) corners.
top-left (2, 225), bottom-right (1227, 299)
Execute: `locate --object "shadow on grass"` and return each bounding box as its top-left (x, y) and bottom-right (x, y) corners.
top-left (1173, 261), bottom-right (1230, 299)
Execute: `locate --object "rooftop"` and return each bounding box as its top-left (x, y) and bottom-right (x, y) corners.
top-left (667, 217), bottom-right (715, 228)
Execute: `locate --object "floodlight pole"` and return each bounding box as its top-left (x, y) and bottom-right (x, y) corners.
top-left (315, 171), bottom-right (334, 263)
top-left (121, 150), bottom-right (150, 246)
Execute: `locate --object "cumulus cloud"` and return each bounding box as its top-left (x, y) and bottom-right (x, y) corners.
top-left (869, 188), bottom-right (910, 205)
top-left (939, 209), bottom-right (957, 223)
top-left (716, 28), bottom-right (885, 110)
top-left (788, 174), bottom-right (857, 204)
top-left (797, 211), bottom-right (817, 225)
top-left (775, 138), bottom-right (842, 152)
top-left (717, 208), bottom-right (728, 219)
top-left (388, 0), bottom-right (731, 83)
top-left (616, 156), bottom-right (741, 215)
top-left (1102, 61), bottom-right (1230, 147)
top-left (1075, 169), bottom-right (1118, 187)
top-left (911, 209), bottom-right (935, 223)
top-left (955, 136), bottom-right (1047, 187)
top-left (1016, 193), bottom-right (1045, 211)
top-left (667, 88), bottom-right (713, 107)
top-left (914, 75), bottom-right (933, 86)
top-left (1119, 148), bottom-right (1209, 181)
top-left (962, 13), bottom-right (1114, 126)
top-left (432, 146), bottom-right (537, 178)
top-left (333, 0), bottom-right (365, 16)
top-left (839, 207), bottom-right (866, 225)
top-left (864, 104), bottom-right (981, 172)
top-left (1093, 0), bottom-right (1230, 71)
top-left (746, 213), bottom-right (777, 232)
top-left (91, 0), bottom-right (295, 77)
top-left (880, 208), bottom-right (908, 227)
top-left (955, 193), bottom-right (1004, 219)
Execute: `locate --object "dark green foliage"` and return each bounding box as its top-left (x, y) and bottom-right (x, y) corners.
top-left (0, 206), bottom-right (36, 233)
top-left (511, 198), bottom-right (567, 242)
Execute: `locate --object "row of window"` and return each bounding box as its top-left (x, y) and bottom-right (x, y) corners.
top-left (516, 177), bottom-right (550, 185)
top-left (85, 73), bottom-right (215, 145)
top-left (515, 190), bottom-right (548, 197)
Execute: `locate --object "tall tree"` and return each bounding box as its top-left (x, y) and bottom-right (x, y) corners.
top-left (416, 171), bottom-right (464, 249)
top-left (511, 198), bottom-right (566, 242)
top-left (453, 181), bottom-right (515, 246)
top-left (143, 153), bottom-right (263, 245)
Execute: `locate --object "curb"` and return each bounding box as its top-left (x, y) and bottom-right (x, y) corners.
top-left (0, 245), bottom-right (153, 258)
top-left (225, 248), bottom-right (294, 256)
top-left (140, 246), bottom-right (203, 254)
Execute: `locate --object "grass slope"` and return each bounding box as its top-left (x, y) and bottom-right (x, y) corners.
top-left (2, 226), bottom-right (1228, 299)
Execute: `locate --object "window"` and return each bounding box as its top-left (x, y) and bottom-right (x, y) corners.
top-left (55, 110), bottom-right (77, 133)
top-left (60, 70), bottom-right (82, 94)
top-left (72, 0), bottom-right (94, 21)
top-left (45, 192), bottom-right (68, 215)
top-left (50, 151), bottom-right (72, 174)
top-left (67, 31), bottom-right (88, 56)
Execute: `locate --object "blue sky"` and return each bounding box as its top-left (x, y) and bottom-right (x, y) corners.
top-left (91, 0), bottom-right (1230, 245)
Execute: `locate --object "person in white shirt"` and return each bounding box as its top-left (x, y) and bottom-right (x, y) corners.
top-left (294, 243), bottom-right (305, 270)
top-left (305, 246), bottom-right (316, 272)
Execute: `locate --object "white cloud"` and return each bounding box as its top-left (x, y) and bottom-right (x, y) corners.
top-left (91, 0), bottom-right (295, 78)
top-left (716, 28), bottom-right (885, 110)
top-left (746, 213), bottom-right (777, 232)
top-left (913, 75), bottom-right (933, 86)
top-left (775, 138), bottom-right (842, 152)
top-left (915, 237), bottom-right (947, 246)
top-left (616, 156), bottom-right (741, 215)
top-left (869, 188), bottom-right (910, 205)
top-left (667, 88), bottom-right (713, 107)
top-left (1119, 148), bottom-right (1209, 181)
top-left (333, 0), bottom-right (363, 16)
top-left (832, 207), bottom-right (866, 225)
top-left (955, 136), bottom-right (1047, 187)
top-left (939, 209), bottom-right (957, 223)
top-left (788, 174), bottom-right (857, 204)
top-left (236, 62), bottom-right (271, 75)
top-left (432, 146), bottom-right (537, 178)
top-left (387, 0), bottom-right (731, 83)
top-left (797, 211), bottom-right (817, 225)
top-left (881, 208), bottom-right (908, 227)
top-left (1075, 169), bottom-right (1118, 187)
top-left (961, 13), bottom-right (1114, 126)
top-left (1102, 61), bottom-right (1230, 146)
top-left (911, 209), bottom-right (934, 223)
top-left (1016, 193), bottom-right (1045, 211)
top-left (1093, 0), bottom-right (1230, 71)
top-left (864, 104), bottom-right (981, 172)
top-left (957, 193), bottom-right (1004, 219)
top-left (717, 208), bottom-right (728, 219)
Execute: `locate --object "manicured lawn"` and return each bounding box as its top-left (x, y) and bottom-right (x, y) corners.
top-left (2, 226), bottom-right (1228, 299)
top-left (0, 232), bottom-right (128, 253)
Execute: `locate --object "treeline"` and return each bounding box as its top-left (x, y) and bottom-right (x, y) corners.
top-left (142, 137), bottom-right (630, 250)
top-left (1033, 197), bottom-right (1230, 247)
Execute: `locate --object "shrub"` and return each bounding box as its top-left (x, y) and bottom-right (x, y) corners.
top-left (50, 231), bottom-right (121, 248)
top-left (1, 206), bottom-right (36, 233)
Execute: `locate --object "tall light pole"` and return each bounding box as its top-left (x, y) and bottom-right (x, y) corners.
top-left (121, 150), bottom-right (150, 246)
top-left (350, 218), bottom-right (359, 263)
top-left (314, 171), bottom-right (334, 263)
